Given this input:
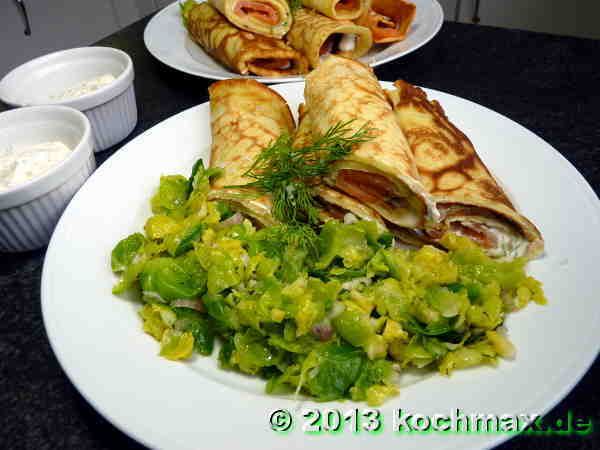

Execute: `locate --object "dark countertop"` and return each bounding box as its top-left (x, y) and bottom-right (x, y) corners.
top-left (1, 14), bottom-right (599, 450)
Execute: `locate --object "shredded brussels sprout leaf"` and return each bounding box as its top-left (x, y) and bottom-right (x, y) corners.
top-left (110, 158), bottom-right (546, 404)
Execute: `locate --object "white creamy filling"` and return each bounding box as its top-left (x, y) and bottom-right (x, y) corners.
top-left (457, 220), bottom-right (529, 260)
top-left (343, 212), bottom-right (359, 224)
top-left (0, 141), bottom-right (72, 191)
top-left (485, 225), bottom-right (529, 260)
top-left (338, 34), bottom-right (357, 52)
top-left (52, 73), bottom-right (116, 101)
top-left (426, 197), bottom-right (441, 223)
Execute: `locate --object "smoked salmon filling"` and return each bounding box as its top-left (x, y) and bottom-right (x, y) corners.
top-left (357, 0), bottom-right (416, 44)
top-left (234, 1), bottom-right (280, 25)
top-left (330, 168), bottom-right (427, 229)
top-left (208, 0), bottom-right (292, 38)
top-left (335, 0), bottom-right (361, 13)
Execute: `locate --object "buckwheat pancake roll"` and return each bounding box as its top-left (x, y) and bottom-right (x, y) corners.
top-left (304, 56), bottom-right (435, 229)
top-left (287, 8), bottom-right (372, 69)
top-left (294, 104), bottom-right (386, 226)
top-left (184, 3), bottom-right (308, 76)
top-left (301, 0), bottom-right (370, 20)
top-left (356, 0), bottom-right (416, 43)
top-left (208, 79), bottom-right (295, 226)
top-left (387, 80), bottom-right (544, 259)
top-left (208, 0), bottom-right (292, 38)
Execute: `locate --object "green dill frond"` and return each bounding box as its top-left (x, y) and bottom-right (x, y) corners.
top-left (261, 224), bottom-right (319, 257)
top-left (271, 181), bottom-right (318, 225)
top-left (304, 120), bottom-right (374, 171)
top-left (288, 0), bottom-right (302, 12)
top-left (226, 119), bottom-right (374, 227)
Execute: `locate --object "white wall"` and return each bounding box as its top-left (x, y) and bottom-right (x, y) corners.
top-left (438, 0), bottom-right (600, 40)
top-left (157, 0), bottom-right (177, 7)
top-left (112, 0), bottom-right (163, 28)
top-left (0, 0), bottom-right (161, 77)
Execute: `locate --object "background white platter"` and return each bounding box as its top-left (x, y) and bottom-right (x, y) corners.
top-left (143, 0), bottom-right (444, 83)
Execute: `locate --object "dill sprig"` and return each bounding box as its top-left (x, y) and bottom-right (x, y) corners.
top-left (231, 120), bottom-right (373, 224)
top-left (259, 223), bottom-right (319, 257)
top-left (227, 120), bottom-right (374, 253)
top-left (288, 0), bottom-right (302, 12)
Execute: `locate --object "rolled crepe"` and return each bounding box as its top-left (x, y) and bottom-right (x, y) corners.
top-left (208, 79), bottom-right (295, 226)
top-left (301, 0), bottom-right (369, 20)
top-left (286, 8), bottom-right (372, 69)
top-left (386, 80), bottom-right (544, 259)
top-left (294, 103), bottom-right (385, 225)
top-left (304, 56), bottom-right (435, 229)
top-left (208, 0), bottom-right (292, 38)
top-left (356, 0), bottom-right (416, 43)
top-left (185, 3), bottom-right (308, 76)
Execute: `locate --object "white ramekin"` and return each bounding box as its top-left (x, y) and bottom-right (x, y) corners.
top-left (0, 47), bottom-right (137, 152)
top-left (0, 106), bottom-right (95, 252)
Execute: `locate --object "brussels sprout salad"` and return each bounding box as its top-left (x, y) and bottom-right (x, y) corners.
top-left (110, 160), bottom-right (546, 406)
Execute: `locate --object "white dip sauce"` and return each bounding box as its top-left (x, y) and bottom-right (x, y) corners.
top-left (338, 34), bottom-right (357, 52)
top-left (52, 74), bottom-right (116, 101)
top-left (0, 141), bottom-right (72, 191)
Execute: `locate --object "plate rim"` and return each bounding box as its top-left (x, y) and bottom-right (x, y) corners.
top-left (142, 0), bottom-right (444, 83)
top-left (42, 81), bottom-right (600, 450)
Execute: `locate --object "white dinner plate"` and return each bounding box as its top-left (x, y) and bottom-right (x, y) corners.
top-left (42, 82), bottom-right (600, 450)
top-left (143, 0), bottom-right (444, 83)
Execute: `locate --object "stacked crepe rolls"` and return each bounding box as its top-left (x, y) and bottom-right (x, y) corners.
top-left (207, 79), bottom-right (295, 225)
top-left (386, 80), bottom-right (544, 259)
top-left (182, 0), bottom-right (416, 76)
top-left (207, 58), bottom-right (543, 260)
top-left (185, 3), bottom-right (308, 76)
top-left (301, 57), bottom-right (542, 258)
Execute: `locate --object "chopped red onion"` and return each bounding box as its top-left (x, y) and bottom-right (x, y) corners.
top-left (312, 321), bottom-right (333, 341)
top-left (219, 212), bottom-right (244, 227)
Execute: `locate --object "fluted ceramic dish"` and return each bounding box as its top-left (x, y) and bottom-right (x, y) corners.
top-left (0, 47), bottom-right (137, 152)
top-left (0, 105), bottom-right (95, 252)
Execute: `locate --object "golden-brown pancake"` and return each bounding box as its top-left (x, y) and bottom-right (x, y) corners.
top-left (286, 8), bottom-right (372, 69)
top-left (294, 104), bottom-right (386, 226)
top-left (208, 79), bottom-right (295, 226)
top-left (301, 0), bottom-right (370, 21)
top-left (303, 56), bottom-right (436, 230)
top-left (387, 80), bottom-right (544, 259)
top-left (186, 3), bottom-right (308, 76)
top-left (208, 0), bottom-right (292, 38)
